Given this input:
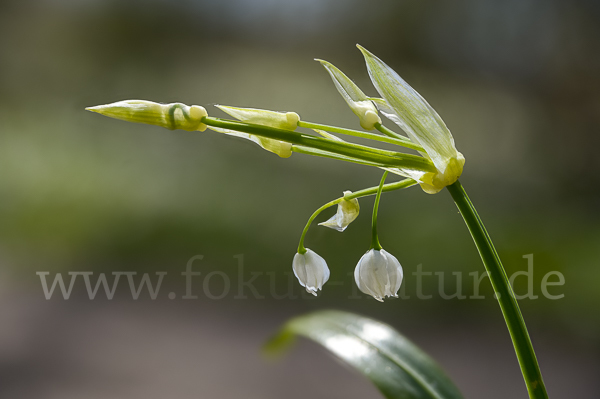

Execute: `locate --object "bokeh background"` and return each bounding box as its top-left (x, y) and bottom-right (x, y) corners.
top-left (1, 0), bottom-right (599, 397)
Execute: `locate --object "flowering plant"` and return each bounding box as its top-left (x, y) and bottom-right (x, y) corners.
top-left (87, 45), bottom-right (548, 399)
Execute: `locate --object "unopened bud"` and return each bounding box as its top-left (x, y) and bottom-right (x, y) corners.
top-left (86, 100), bottom-right (208, 132)
top-left (215, 105), bottom-right (299, 131)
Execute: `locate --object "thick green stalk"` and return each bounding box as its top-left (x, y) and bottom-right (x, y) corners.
top-left (291, 145), bottom-right (389, 168)
top-left (297, 120), bottom-right (423, 152)
top-left (202, 117), bottom-right (435, 172)
top-left (446, 180), bottom-right (548, 399)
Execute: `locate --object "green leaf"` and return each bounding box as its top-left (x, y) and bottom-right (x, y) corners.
top-left (265, 310), bottom-right (464, 399)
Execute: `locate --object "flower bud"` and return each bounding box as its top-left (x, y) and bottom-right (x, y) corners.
top-left (215, 105), bottom-right (299, 131)
top-left (207, 126), bottom-right (292, 158)
top-left (318, 191), bottom-right (360, 232)
top-left (214, 105), bottom-right (298, 158)
top-left (86, 100), bottom-right (208, 131)
top-left (354, 249), bottom-right (403, 302)
top-left (293, 249), bottom-right (330, 296)
top-left (317, 59), bottom-right (381, 130)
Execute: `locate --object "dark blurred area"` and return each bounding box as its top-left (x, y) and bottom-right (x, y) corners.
top-left (1, 0), bottom-right (599, 398)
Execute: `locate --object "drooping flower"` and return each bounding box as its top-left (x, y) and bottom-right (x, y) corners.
top-left (292, 249), bottom-right (330, 296)
top-left (354, 248), bottom-right (403, 302)
top-left (318, 191), bottom-right (360, 232)
top-left (357, 45), bottom-right (465, 194)
top-left (316, 59), bottom-right (381, 130)
top-left (86, 100), bottom-right (208, 131)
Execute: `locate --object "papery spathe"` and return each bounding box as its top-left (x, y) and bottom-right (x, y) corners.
top-left (86, 100), bottom-right (208, 131)
top-left (358, 46), bottom-right (465, 194)
top-left (319, 191), bottom-right (360, 232)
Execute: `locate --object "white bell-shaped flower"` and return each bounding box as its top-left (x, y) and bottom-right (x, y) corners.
top-left (292, 249), bottom-right (330, 296)
top-left (318, 191), bottom-right (360, 232)
top-left (354, 249), bottom-right (403, 302)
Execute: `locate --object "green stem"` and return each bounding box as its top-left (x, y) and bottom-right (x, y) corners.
top-left (297, 198), bottom-right (342, 254)
top-left (370, 171), bottom-right (388, 250)
top-left (291, 145), bottom-right (388, 168)
top-left (446, 180), bottom-right (548, 399)
top-left (374, 122), bottom-right (407, 142)
top-left (346, 178), bottom-right (416, 199)
top-left (297, 177), bottom-right (416, 254)
top-left (202, 117), bottom-right (435, 173)
top-left (298, 121), bottom-right (423, 152)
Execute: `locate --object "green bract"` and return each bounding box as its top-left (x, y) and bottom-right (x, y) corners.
top-left (215, 105), bottom-right (300, 131)
top-left (86, 100), bottom-right (208, 132)
top-left (358, 45), bottom-right (465, 194)
top-left (318, 191), bottom-right (360, 232)
top-left (211, 105), bottom-right (300, 158)
top-left (207, 125), bottom-right (293, 158)
top-left (316, 59), bottom-right (381, 130)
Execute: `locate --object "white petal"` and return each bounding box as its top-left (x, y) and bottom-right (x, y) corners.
top-left (319, 192), bottom-right (360, 232)
top-left (355, 251), bottom-right (379, 299)
top-left (357, 250), bottom-right (388, 301)
top-left (292, 252), bottom-right (308, 287)
top-left (354, 248), bottom-right (404, 301)
top-left (381, 249), bottom-right (403, 297)
top-left (293, 249), bottom-right (329, 295)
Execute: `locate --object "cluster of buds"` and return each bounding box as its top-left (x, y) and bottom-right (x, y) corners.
top-left (86, 46), bottom-right (464, 302)
top-left (295, 171), bottom-right (405, 301)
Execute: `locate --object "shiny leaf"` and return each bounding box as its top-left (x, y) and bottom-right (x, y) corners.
top-left (265, 310), bottom-right (464, 399)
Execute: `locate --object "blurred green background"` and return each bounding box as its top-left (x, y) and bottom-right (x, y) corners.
top-left (0, 0), bottom-right (599, 398)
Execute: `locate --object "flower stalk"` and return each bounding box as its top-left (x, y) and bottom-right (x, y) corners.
top-left (297, 177), bottom-right (416, 254)
top-left (202, 116), bottom-right (434, 172)
top-left (370, 171), bottom-right (388, 250)
top-left (447, 180), bottom-right (548, 399)
top-left (297, 120), bottom-right (423, 151)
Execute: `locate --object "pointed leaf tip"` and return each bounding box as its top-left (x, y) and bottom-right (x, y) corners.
top-left (317, 58), bottom-right (381, 130)
top-left (356, 43), bottom-right (368, 53)
top-left (358, 46), bottom-right (465, 192)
